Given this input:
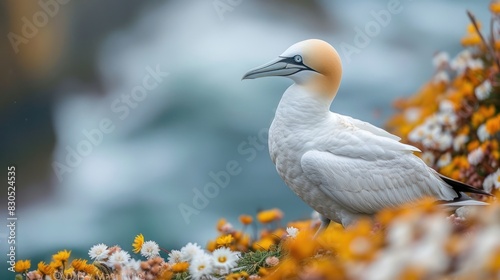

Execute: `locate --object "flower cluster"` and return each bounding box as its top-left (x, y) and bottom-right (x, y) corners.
top-left (13, 249), bottom-right (100, 280)
top-left (387, 5), bottom-right (500, 193)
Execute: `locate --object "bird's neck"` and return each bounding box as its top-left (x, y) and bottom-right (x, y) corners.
top-left (275, 84), bottom-right (332, 124)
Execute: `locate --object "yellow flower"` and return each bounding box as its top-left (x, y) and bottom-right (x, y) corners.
top-left (472, 105), bottom-right (496, 127)
top-left (216, 218), bottom-right (227, 232)
top-left (52, 249), bottom-right (71, 263)
top-left (216, 234), bottom-right (234, 248)
top-left (14, 259), bottom-right (31, 273)
top-left (256, 208), bottom-right (284, 224)
top-left (71, 259), bottom-right (87, 271)
top-left (49, 260), bottom-right (63, 269)
top-left (132, 233), bottom-right (145, 254)
top-left (171, 262), bottom-right (189, 273)
top-left (486, 115), bottom-right (500, 134)
top-left (37, 261), bottom-right (55, 276)
top-left (206, 239), bottom-right (217, 252)
top-left (285, 228), bottom-right (318, 260)
top-left (226, 271), bottom-right (249, 280)
top-left (252, 237), bottom-right (275, 251)
top-left (239, 214), bottom-right (253, 225)
top-left (461, 33), bottom-right (482, 46)
top-left (82, 264), bottom-right (99, 276)
top-left (491, 1), bottom-right (500, 14)
top-left (467, 22), bottom-right (481, 33)
top-left (64, 267), bottom-right (75, 279)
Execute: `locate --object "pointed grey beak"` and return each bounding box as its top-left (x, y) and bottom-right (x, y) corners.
top-left (242, 57), bottom-right (311, 80)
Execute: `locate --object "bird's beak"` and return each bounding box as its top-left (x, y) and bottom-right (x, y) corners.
top-left (242, 57), bottom-right (310, 80)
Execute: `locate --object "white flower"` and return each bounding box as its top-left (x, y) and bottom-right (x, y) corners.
top-left (408, 125), bottom-right (427, 143)
top-left (286, 226), bottom-right (299, 238)
top-left (437, 153), bottom-right (452, 168)
top-left (89, 243), bottom-right (110, 261)
top-left (483, 169), bottom-right (500, 193)
top-left (189, 253), bottom-right (214, 280)
top-left (404, 108), bottom-right (421, 123)
top-left (467, 59), bottom-right (484, 70)
top-left (180, 242), bottom-right (204, 262)
top-left (436, 132), bottom-right (453, 151)
top-left (108, 250), bottom-right (131, 267)
top-left (477, 124), bottom-right (490, 142)
top-left (212, 247), bottom-right (240, 274)
top-left (432, 52), bottom-right (450, 68)
top-left (436, 112), bottom-right (457, 129)
top-left (220, 222), bottom-right (235, 234)
top-left (467, 148), bottom-right (484, 166)
top-left (127, 259), bottom-right (141, 271)
top-left (439, 100), bottom-right (455, 113)
top-left (433, 71), bottom-right (450, 84)
top-left (453, 134), bottom-right (469, 151)
top-left (475, 80), bottom-right (492, 100)
top-left (141, 241), bottom-right (160, 259)
top-left (167, 249), bottom-right (183, 264)
top-left (450, 50), bottom-right (472, 73)
top-left (421, 152), bottom-right (435, 166)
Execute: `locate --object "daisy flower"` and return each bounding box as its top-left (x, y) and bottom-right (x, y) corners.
top-left (132, 234), bottom-right (145, 254)
top-left (475, 80), bottom-right (492, 100)
top-left (432, 51), bottom-right (450, 68)
top-left (189, 253), bottom-right (214, 280)
top-left (437, 153), bottom-right (452, 168)
top-left (107, 250), bottom-right (131, 267)
top-left (467, 148), bottom-right (484, 166)
top-left (286, 226), bottom-right (299, 238)
top-left (477, 124), bottom-right (490, 142)
top-left (88, 243), bottom-right (110, 261)
top-left (212, 247), bottom-right (240, 273)
top-left (180, 242), bottom-right (204, 262)
top-left (483, 169), bottom-right (500, 193)
top-left (140, 240), bottom-right (160, 259)
top-left (167, 249), bottom-right (183, 264)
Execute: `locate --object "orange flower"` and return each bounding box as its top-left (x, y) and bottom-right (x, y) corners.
top-left (71, 259), bottom-right (87, 271)
top-left (491, 1), bottom-right (500, 14)
top-left (38, 261), bottom-right (55, 276)
top-left (82, 264), bottom-right (99, 276)
top-left (14, 259), bottom-right (31, 273)
top-left (239, 214), bottom-right (253, 225)
top-left (257, 208), bottom-right (283, 224)
top-left (171, 262), bottom-right (189, 273)
top-left (252, 237), bottom-right (275, 251)
top-left (486, 115), bottom-right (500, 134)
top-left (461, 34), bottom-right (482, 46)
top-left (52, 250), bottom-right (71, 263)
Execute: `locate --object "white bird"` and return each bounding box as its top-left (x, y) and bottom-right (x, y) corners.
top-left (242, 39), bottom-right (489, 228)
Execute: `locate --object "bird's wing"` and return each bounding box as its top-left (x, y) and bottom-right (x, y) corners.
top-left (300, 149), bottom-right (458, 214)
top-left (339, 114), bottom-right (405, 143)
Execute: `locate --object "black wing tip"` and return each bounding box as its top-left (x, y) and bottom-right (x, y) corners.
top-left (439, 175), bottom-right (493, 197)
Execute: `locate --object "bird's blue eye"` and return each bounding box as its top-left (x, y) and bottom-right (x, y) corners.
top-left (294, 55), bottom-right (302, 63)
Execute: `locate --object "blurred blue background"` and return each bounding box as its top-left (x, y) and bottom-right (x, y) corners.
top-left (0, 0), bottom-right (491, 277)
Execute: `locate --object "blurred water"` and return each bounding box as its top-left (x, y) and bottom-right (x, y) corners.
top-left (0, 0), bottom-right (492, 276)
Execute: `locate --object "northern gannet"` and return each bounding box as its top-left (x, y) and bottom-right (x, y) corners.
top-left (242, 39), bottom-right (490, 228)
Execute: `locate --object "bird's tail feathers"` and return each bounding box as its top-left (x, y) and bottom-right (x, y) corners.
top-left (438, 199), bottom-right (489, 208)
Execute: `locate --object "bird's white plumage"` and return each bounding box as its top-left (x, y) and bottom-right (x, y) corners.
top-left (243, 39), bottom-right (485, 227)
top-left (268, 84), bottom-right (457, 226)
